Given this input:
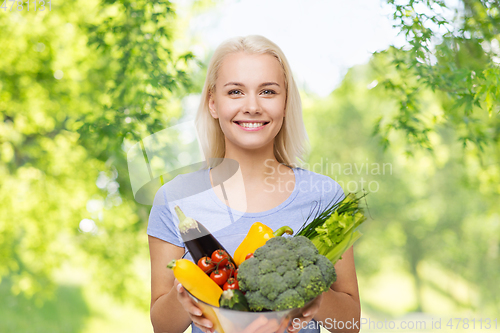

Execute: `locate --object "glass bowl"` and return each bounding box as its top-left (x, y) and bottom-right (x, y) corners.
top-left (186, 289), bottom-right (316, 333)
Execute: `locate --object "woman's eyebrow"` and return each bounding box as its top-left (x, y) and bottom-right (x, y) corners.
top-left (223, 82), bottom-right (281, 88)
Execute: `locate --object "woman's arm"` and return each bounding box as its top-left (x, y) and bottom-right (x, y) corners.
top-left (316, 246), bottom-right (360, 332)
top-left (288, 246), bottom-right (361, 333)
top-left (149, 235), bottom-right (190, 333)
top-left (150, 235), bottom-right (208, 333)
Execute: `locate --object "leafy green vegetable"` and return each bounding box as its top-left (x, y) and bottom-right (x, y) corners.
top-left (296, 192), bottom-right (368, 265)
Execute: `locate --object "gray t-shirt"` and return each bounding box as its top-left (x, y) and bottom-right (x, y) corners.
top-left (148, 167), bottom-right (344, 333)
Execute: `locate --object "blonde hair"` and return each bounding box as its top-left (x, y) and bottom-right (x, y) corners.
top-left (195, 35), bottom-right (309, 167)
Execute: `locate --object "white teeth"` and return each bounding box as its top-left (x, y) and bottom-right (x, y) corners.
top-left (238, 122), bottom-right (266, 128)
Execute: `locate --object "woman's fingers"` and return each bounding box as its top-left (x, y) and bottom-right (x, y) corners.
top-left (242, 316), bottom-right (269, 333)
top-left (241, 316), bottom-right (268, 333)
top-left (176, 284), bottom-right (201, 313)
top-left (276, 317), bottom-right (291, 333)
top-left (176, 283), bottom-right (214, 331)
top-left (302, 293), bottom-right (323, 316)
top-left (287, 294), bottom-right (324, 332)
top-left (287, 317), bottom-right (304, 333)
top-left (254, 318), bottom-right (280, 333)
top-left (241, 316), bottom-right (280, 333)
top-left (191, 312), bottom-right (214, 331)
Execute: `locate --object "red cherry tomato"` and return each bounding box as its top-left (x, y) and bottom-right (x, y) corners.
top-left (223, 278), bottom-right (239, 291)
top-left (197, 256), bottom-right (215, 274)
top-left (210, 269), bottom-right (228, 286)
top-left (245, 253), bottom-right (254, 260)
top-left (221, 262), bottom-right (236, 277)
top-left (211, 249), bottom-right (229, 267)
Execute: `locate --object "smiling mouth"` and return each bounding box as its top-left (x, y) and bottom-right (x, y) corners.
top-left (233, 121), bottom-right (270, 128)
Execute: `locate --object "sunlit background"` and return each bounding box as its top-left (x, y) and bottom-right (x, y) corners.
top-left (1, 0), bottom-right (500, 332)
top-left (182, 0), bottom-right (404, 97)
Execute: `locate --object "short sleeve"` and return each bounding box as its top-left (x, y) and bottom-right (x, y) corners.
top-left (147, 185), bottom-right (184, 248)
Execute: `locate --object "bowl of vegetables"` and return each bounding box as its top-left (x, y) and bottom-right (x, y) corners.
top-left (168, 218), bottom-right (334, 333)
top-left (169, 194), bottom-right (367, 333)
top-left (172, 236), bottom-right (325, 333)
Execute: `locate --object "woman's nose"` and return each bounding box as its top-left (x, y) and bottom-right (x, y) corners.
top-left (243, 94), bottom-right (262, 114)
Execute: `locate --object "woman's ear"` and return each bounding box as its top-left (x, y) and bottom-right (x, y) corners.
top-left (208, 94), bottom-right (218, 119)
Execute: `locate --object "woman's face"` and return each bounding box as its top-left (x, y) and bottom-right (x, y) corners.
top-left (209, 52), bottom-right (286, 153)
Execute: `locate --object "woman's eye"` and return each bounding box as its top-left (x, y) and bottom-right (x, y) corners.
top-left (228, 90), bottom-right (242, 95)
top-left (262, 90), bottom-right (276, 95)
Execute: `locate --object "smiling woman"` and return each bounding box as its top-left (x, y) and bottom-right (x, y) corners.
top-left (148, 35), bottom-right (360, 333)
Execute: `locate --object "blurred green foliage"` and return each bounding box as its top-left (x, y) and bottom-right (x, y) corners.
top-left (304, 58), bottom-right (500, 315)
top-left (353, 2), bottom-right (500, 315)
top-left (302, 15), bottom-right (500, 314)
top-left (0, 278), bottom-right (90, 333)
top-left (363, 2), bottom-right (500, 315)
top-left (0, 0), bottom-right (199, 307)
top-left (378, 0), bottom-right (500, 155)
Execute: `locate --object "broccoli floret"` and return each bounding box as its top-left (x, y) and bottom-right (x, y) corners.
top-left (244, 291), bottom-right (274, 311)
top-left (274, 289), bottom-right (304, 311)
top-left (238, 258), bottom-right (260, 291)
top-left (259, 272), bottom-right (287, 301)
top-left (267, 236), bottom-right (289, 248)
top-left (253, 245), bottom-right (267, 259)
top-left (282, 270), bottom-right (301, 289)
top-left (297, 265), bottom-right (327, 300)
top-left (259, 259), bottom-right (276, 274)
top-left (315, 254), bottom-right (337, 286)
top-left (276, 259), bottom-right (297, 276)
top-left (267, 247), bottom-right (289, 266)
top-left (288, 236), bottom-right (317, 252)
top-left (297, 246), bottom-right (318, 267)
top-left (238, 236), bottom-right (336, 311)
top-left (253, 237), bottom-right (288, 259)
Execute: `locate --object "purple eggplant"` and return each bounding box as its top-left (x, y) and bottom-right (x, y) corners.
top-left (174, 205), bottom-right (234, 264)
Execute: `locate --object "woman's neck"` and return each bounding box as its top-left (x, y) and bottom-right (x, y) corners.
top-left (222, 143), bottom-right (286, 182)
top-left (208, 141), bottom-right (295, 213)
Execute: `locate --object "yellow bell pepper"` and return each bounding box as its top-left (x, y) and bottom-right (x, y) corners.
top-left (233, 222), bottom-right (293, 266)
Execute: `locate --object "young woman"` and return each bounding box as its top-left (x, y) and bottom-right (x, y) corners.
top-left (148, 35), bottom-right (360, 333)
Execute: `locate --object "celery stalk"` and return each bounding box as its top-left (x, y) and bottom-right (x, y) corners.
top-left (312, 230), bottom-right (362, 264)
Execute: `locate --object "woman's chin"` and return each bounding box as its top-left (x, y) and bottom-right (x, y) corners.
top-left (226, 140), bottom-right (274, 153)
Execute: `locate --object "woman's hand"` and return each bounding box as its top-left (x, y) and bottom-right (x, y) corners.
top-left (176, 279), bottom-right (282, 333)
top-left (286, 293), bottom-right (324, 333)
top-left (175, 280), bottom-right (215, 333)
top-left (175, 279), bottom-right (323, 333)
